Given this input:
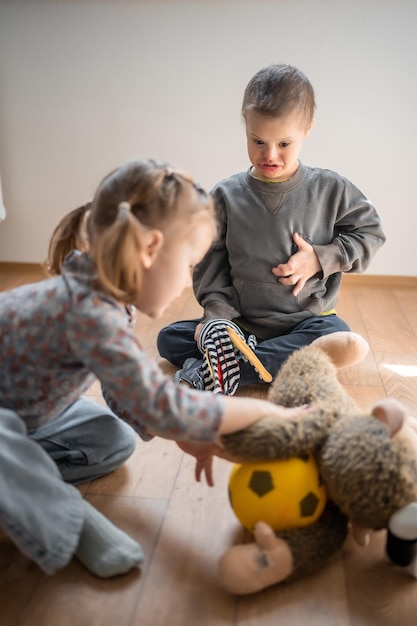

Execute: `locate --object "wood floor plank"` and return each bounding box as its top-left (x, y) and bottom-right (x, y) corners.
top-left (355, 287), bottom-right (417, 353)
top-left (133, 454), bottom-right (239, 626)
top-left (0, 543), bottom-right (43, 626)
top-left (13, 495), bottom-right (166, 626)
top-left (374, 352), bottom-right (417, 415)
top-left (236, 555), bottom-right (349, 626)
top-left (324, 284), bottom-right (383, 387)
top-left (394, 288), bottom-right (417, 336)
top-left (343, 530), bottom-right (417, 626)
top-left (86, 437), bottom-right (183, 500)
top-left (0, 264), bottom-right (46, 291)
top-left (338, 284), bottom-right (371, 338)
top-left (341, 385), bottom-right (387, 412)
top-left (337, 352), bottom-right (382, 388)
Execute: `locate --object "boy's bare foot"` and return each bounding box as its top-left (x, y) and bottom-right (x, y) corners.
top-left (311, 331), bottom-right (369, 369)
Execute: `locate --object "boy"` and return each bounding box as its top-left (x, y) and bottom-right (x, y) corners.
top-left (157, 64), bottom-right (386, 391)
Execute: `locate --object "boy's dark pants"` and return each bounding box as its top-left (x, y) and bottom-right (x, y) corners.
top-left (157, 314), bottom-right (350, 386)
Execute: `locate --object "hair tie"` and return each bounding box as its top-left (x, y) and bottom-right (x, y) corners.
top-left (118, 201), bottom-right (131, 212)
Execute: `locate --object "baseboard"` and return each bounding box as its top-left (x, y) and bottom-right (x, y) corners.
top-left (0, 262), bottom-right (416, 288)
top-left (342, 274), bottom-right (417, 288)
top-left (0, 262), bottom-right (45, 274)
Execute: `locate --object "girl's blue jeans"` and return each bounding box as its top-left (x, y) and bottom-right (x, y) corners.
top-left (0, 397), bottom-right (136, 574)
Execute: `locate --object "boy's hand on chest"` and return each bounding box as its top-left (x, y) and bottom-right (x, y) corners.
top-left (271, 233), bottom-right (321, 296)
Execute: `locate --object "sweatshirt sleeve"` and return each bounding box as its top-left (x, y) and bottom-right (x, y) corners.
top-left (313, 178), bottom-right (386, 278)
top-left (193, 189), bottom-right (241, 320)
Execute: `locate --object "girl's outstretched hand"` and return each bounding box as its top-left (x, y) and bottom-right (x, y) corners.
top-left (265, 402), bottom-right (314, 420)
top-left (177, 404), bottom-right (314, 485)
top-left (177, 440), bottom-right (226, 486)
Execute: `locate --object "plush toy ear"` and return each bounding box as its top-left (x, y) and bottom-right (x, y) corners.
top-left (371, 398), bottom-right (406, 437)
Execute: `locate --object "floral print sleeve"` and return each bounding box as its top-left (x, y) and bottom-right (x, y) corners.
top-left (0, 252), bottom-right (224, 440)
top-left (68, 295), bottom-right (223, 441)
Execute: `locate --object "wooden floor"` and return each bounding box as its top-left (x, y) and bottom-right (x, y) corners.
top-left (1, 265), bottom-right (417, 626)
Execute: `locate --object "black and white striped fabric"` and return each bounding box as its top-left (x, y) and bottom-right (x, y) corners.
top-left (196, 319), bottom-right (257, 395)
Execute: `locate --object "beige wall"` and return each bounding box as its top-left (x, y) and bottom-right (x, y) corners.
top-left (0, 0), bottom-right (416, 275)
top-left (0, 174), bottom-right (5, 222)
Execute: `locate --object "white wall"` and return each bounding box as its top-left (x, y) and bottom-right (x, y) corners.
top-left (0, 0), bottom-right (416, 275)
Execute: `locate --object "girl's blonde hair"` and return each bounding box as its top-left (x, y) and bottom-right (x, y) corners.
top-left (47, 158), bottom-right (215, 303)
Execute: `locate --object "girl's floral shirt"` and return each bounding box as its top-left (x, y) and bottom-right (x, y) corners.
top-left (0, 251), bottom-right (223, 440)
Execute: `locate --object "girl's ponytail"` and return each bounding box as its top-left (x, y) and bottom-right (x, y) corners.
top-left (46, 203), bottom-right (91, 275)
top-left (93, 204), bottom-right (144, 303)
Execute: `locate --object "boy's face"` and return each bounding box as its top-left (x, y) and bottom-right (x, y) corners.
top-left (245, 110), bottom-right (313, 182)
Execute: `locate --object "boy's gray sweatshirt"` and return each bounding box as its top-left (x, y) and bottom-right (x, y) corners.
top-left (193, 163), bottom-right (385, 340)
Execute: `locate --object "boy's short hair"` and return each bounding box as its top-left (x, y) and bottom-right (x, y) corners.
top-left (241, 64), bottom-right (315, 126)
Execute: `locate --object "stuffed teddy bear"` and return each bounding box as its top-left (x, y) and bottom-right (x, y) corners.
top-left (218, 339), bottom-right (417, 595)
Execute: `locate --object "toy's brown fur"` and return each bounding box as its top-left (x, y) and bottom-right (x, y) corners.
top-left (320, 416), bottom-right (417, 529)
top-left (222, 347), bottom-right (357, 461)
top-left (220, 346), bottom-right (417, 584)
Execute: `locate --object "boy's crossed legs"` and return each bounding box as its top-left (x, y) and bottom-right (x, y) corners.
top-left (158, 315), bottom-right (369, 390)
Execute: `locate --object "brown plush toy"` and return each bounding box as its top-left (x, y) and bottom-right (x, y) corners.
top-left (219, 340), bottom-right (417, 595)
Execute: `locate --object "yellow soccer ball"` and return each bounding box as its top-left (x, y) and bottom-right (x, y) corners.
top-left (228, 455), bottom-right (327, 533)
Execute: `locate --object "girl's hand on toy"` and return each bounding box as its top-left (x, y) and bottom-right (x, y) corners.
top-left (272, 233), bottom-right (321, 297)
top-left (261, 401), bottom-right (315, 422)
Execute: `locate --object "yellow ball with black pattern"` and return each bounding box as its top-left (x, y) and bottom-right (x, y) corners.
top-left (228, 455), bottom-right (327, 533)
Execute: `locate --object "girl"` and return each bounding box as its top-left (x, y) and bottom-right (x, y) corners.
top-left (0, 158), bottom-right (310, 579)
